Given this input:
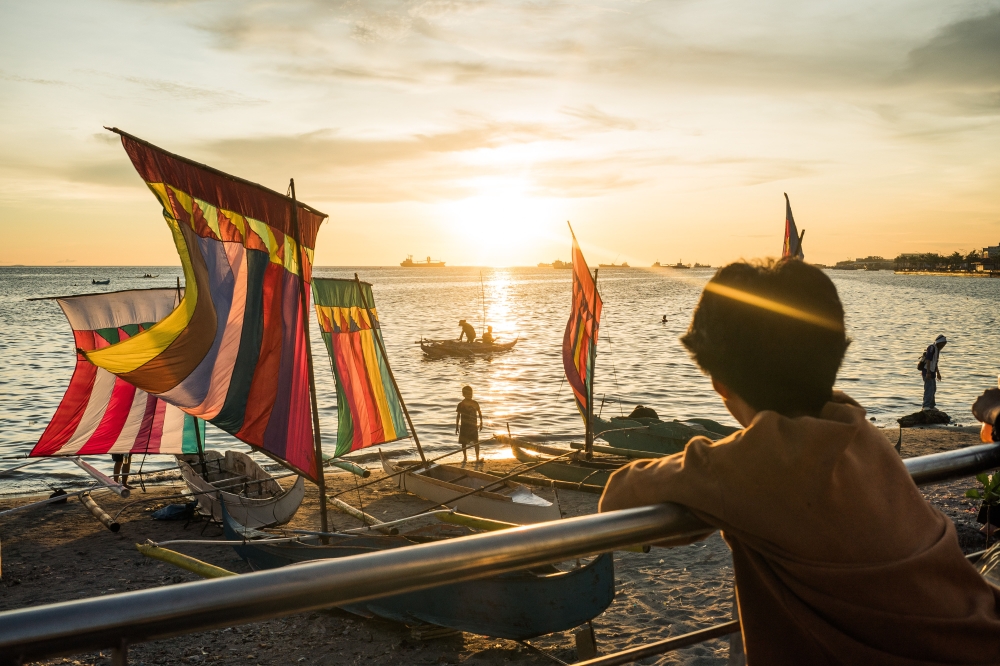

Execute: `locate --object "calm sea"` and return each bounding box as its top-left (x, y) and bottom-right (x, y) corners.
top-left (2, 266), bottom-right (999, 497)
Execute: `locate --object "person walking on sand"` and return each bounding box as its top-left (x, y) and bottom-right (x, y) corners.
top-left (599, 260), bottom-right (1000, 664)
top-left (111, 452), bottom-right (133, 490)
top-left (920, 334), bottom-right (947, 410)
top-left (457, 319), bottom-right (476, 342)
top-left (456, 385), bottom-right (483, 463)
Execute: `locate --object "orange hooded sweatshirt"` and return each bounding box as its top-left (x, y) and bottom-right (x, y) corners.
top-left (599, 393), bottom-right (1000, 665)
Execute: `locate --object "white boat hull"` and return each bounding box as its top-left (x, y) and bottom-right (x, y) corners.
top-left (176, 450), bottom-right (305, 529)
top-left (381, 453), bottom-right (560, 525)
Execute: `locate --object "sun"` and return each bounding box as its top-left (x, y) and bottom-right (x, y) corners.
top-left (441, 176), bottom-right (562, 265)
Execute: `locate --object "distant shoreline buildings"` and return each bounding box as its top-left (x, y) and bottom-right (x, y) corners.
top-left (832, 242), bottom-right (1000, 275)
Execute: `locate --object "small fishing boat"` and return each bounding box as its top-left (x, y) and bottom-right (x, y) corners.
top-left (500, 437), bottom-right (624, 487)
top-left (381, 452), bottom-right (561, 524)
top-left (176, 450), bottom-right (305, 528)
top-left (593, 415), bottom-right (738, 455)
top-left (420, 337), bottom-right (518, 359)
top-left (91, 279), bottom-right (110, 285)
top-left (140, 273), bottom-right (159, 278)
top-left (221, 507), bottom-right (614, 640)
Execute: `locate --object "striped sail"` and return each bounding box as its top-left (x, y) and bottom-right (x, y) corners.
top-left (562, 228), bottom-right (603, 422)
top-left (31, 289), bottom-right (201, 457)
top-left (313, 278), bottom-right (408, 457)
top-left (81, 130), bottom-right (327, 481)
top-left (782, 192), bottom-right (805, 260)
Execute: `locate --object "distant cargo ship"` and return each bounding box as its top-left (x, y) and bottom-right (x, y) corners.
top-left (693, 263), bottom-right (711, 269)
top-left (401, 255), bottom-right (446, 268)
top-left (598, 262), bottom-right (629, 268)
top-left (539, 259), bottom-right (572, 269)
top-left (668, 260), bottom-right (691, 269)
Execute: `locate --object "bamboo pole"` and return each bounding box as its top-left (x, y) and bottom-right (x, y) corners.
top-left (73, 458), bottom-right (128, 498)
top-left (354, 274), bottom-right (426, 462)
top-left (135, 544), bottom-right (236, 579)
top-left (290, 178), bottom-right (328, 535)
top-left (328, 497), bottom-right (398, 535)
top-left (80, 492), bottom-right (120, 532)
top-left (585, 268), bottom-right (599, 460)
top-left (437, 512), bottom-right (649, 552)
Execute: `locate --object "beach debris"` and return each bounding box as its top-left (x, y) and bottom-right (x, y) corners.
top-left (897, 409), bottom-right (951, 427)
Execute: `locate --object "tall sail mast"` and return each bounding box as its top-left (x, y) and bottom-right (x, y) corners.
top-left (355, 274), bottom-right (426, 462)
top-left (290, 178), bottom-right (328, 534)
top-left (585, 268), bottom-right (599, 460)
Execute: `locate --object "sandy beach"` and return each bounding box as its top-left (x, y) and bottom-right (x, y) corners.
top-left (0, 426), bottom-right (991, 666)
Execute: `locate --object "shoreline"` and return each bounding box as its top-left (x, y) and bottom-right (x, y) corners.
top-left (894, 271), bottom-right (1000, 278)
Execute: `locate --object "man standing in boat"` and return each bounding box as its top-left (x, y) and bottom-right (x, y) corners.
top-left (456, 385), bottom-right (483, 463)
top-left (458, 319), bottom-right (477, 342)
top-left (600, 260), bottom-right (1000, 663)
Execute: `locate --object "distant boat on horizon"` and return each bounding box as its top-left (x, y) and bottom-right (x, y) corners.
top-left (401, 255), bottom-right (446, 268)
top-left (667, 260), bottom-right (691, 269)
top-left (598, 262), bottom-right (629, 268)
top-left (693, 263), bottom-right (711, 269)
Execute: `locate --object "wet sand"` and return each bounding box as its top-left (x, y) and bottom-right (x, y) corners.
top-left (0, 426), bottom-right (992, 666)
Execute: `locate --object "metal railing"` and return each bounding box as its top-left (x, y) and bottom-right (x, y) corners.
top-left (1, 442), bottom-right (998, 665)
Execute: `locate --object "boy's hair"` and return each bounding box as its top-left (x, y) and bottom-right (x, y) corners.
top-left (680, 259), bottom-right (849, 417)
top-left (462, 385), bottom-right (473, 398)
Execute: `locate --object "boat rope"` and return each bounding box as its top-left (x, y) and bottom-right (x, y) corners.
top-left (603, 332), bottom-right (625, 418)
top-left (325, 444), bottom-right (470, 501)
top-left (515, 640), bottom-right (570, 666)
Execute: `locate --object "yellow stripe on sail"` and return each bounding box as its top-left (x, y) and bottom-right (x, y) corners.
top-left (84, 215), bottom-right (199, 374)
top-left (359, 327), bottom-right (397, 440)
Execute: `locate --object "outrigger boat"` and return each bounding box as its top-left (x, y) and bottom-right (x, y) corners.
top-left (419, 337), bottom-right (518, 358)
top-left (499, 437), bottom-right (621, 487)
top-left (221, 506), bottom-right (614, 640)
top-left (177, 449), bottom-right (304, 528)
top-left (381, 452), bottom-right (560, 524)
top-left (592, 414), bottom-right (737, 455)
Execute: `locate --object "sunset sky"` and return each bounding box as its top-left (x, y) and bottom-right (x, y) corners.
top-left (1, 1), bottom-right (998, 267)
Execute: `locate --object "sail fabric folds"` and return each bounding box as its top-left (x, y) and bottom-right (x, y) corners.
top-left (313, 278), bottom-right (408, 458)
top-left (782, 193), bottom-right (805, 260)
top-left (562, 229), bottom-right (603, 422)
top-left (82, 130), bottom-right (327, 480)
top-left (31, 289), bottom-right (201, 457)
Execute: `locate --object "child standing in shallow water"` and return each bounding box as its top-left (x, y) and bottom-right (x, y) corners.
top-left (455, 385), bottom-right (483, 463)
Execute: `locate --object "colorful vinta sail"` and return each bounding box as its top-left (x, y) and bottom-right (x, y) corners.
top-left (782, 192), bottom-right (805, 260)
top-left (312, 278), bottom-right (408, 457)
top-left (82, 129), bottom-right (327, 481)
top-left (562, 226), bottom-right (603, 423)
top-left (31, 289), bottom-right (202, 457)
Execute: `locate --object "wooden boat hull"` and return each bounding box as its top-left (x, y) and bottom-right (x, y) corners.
top-left (381, 453), bottom-right (560, 524)
top-left (420, 338), bottom-right (518, 359)
top-left (176, 450), bottom-right (304, 528)
top-left (502, 439), bottom-right (621, 487)
top-left (222, 507), bottom-right (614, 640)
top-left (593, 416), bottom-right (737, 455)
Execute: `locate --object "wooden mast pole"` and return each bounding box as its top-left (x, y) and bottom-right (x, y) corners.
top-left (290, 178), bottom-right (328, 535)
top-left (585, 268), bottom-right (599, 460)
top-left (354, 273), bottom-right (426, 463)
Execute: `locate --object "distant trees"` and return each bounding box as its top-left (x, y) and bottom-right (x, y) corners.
top-left (893, 251), bottom-right (984, 272)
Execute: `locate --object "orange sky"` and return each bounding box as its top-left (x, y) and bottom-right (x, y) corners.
top-left (1, 1), bottom-right (998, 267)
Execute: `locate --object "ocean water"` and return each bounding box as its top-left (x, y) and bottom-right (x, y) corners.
top-left (2, 266), bottom-right (999, 497)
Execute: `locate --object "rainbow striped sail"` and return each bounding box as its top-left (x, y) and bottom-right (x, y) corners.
top-left (562, 227), bottom-right (603, 422)
top-left (31, 289), bottom-right (202, 457)
top-left (81, 129), bottom-right (327, 480)
top-left (313, 278), bottom-right (408, 457)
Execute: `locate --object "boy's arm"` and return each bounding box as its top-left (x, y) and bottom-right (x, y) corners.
top-left (456, 406), bottom-right (461, 433)
top-left (477, 403), bottom-right (483, 429)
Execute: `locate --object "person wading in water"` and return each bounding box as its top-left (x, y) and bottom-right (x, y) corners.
top-left (457, 319), bottom-right (476, 342)
top-left (600, 259), bottom-right (1000, 665)
top-left (919, 334), bottom-right (947, 410)
top-left (455, 385), bottom-right (483, 463)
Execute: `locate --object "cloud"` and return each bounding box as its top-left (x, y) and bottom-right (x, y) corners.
top-left (560, 105), bottom-right (638, 131)
top-left (896, 10), bottom-right (1000, 88)
top-left (0, 70), bottom-right (70, 86)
